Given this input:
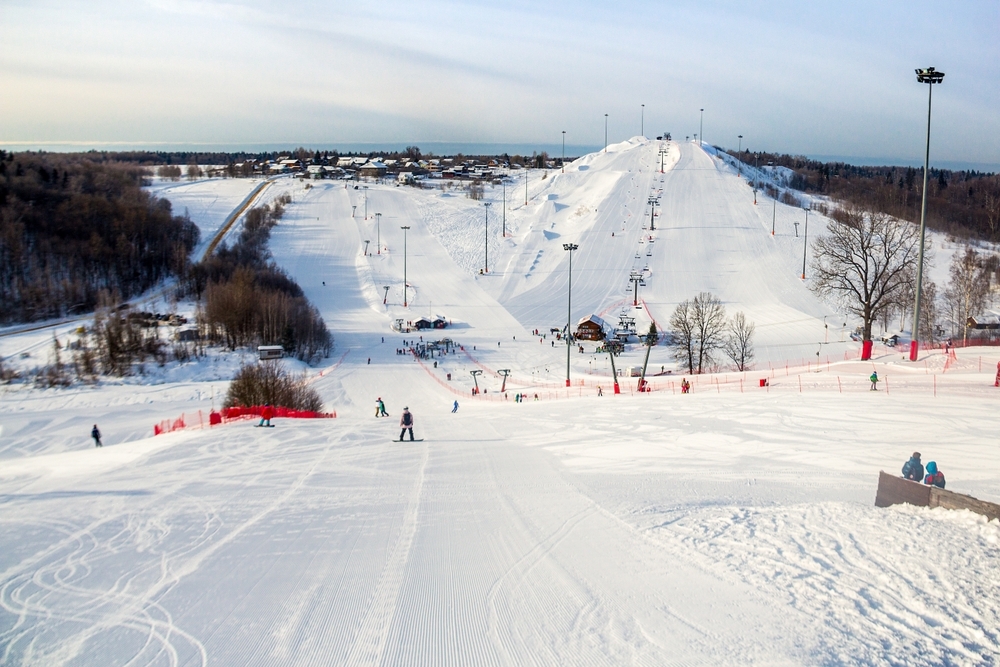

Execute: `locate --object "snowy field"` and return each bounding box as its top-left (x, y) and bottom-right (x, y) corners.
top-left (2, 140), bottom-right (999, 666)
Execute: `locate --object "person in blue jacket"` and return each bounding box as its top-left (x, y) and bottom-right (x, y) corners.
top-left (901, 452), bottom-right (924, 481)
top-left (923, 461), bottom-right (946, 489)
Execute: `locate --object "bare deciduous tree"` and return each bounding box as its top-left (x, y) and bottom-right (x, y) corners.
top-left (944, 247), bottom-right (989, 344)
top-left (810, 205), bottom-right (921, 357)
top-left (724, 311), bottom-right (756, 371)
top-left (670, 292), bottom-right (727, 373)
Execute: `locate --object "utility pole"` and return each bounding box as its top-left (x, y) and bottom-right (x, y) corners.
top-left (771, 197), bottom-right (776, 236)
top-left (604, 113), bottom-right (608, 152)
top-left (483, 202), bottom-right (491, 273)
top-left (563, 243), bottom-right (579, 387)
top-left (641, 104), bottom-right (645, 137)
top-left (401, 225), bottom-right (410, 307)
top-left (801, 208), bottom-right (809, 279)
top-left (699, 108), bottom-right (704, 148)
top-left (562, 130), bottom-right (566, 173)
top-left (737, 135), bottom-right (743, 176)
top-left (502, 174), bottom-right (506, 237)
top-left (375, 212), bottom-right (381, 253)
top-left (524, 166), bottom-right (528, 206)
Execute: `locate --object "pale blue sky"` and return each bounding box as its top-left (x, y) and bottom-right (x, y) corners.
top-left (1, 0), bottom-right (998, 165)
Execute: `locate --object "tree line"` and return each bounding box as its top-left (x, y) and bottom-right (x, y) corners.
top-left (186, 195), bottom-right (333, 363)
top-left (727, 149), bottom-right (1000, 242)
top-left (0, 151), bottom-right (199, 325)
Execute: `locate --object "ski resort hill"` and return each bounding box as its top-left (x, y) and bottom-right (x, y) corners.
top-left (1, 140), bottom-right (999, 666)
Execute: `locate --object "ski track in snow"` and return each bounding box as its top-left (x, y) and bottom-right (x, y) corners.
top-left (2, 140), bottom-right (1000, 666)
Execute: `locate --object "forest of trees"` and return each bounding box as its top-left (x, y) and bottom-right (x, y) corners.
top-left (0, 151), bottom-right (199, 324)
top-left (187, 196), bottom-right (333, 363)
top-left (727, 150), bottom-right (1000, 242)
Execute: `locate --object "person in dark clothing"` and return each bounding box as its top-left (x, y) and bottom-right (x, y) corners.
top-left (924, 461), bottom-right (946, 489)
top-left (399, 407), bottom-right (415, 441)
top-left (902, 452), bottom-right (924, 481)
top-left (91, 424), bottom-right (102, 448)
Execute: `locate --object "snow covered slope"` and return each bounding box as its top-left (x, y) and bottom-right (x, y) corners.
top-left (2, 141), bottom-right (999, 666)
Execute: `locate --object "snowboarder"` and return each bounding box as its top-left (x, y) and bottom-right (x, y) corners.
top-left (399, 407), bottom-right (416, 441)
top-left (258, 404), bottom-right (274, 427)
top-left (91, 424), bottom-right (102, 448)
top-left (376, 398), bottom-right (388, 417)
top-left (869, 371), bottom-right (879, 391)
top-left (923, 461), bottom-right (946, 489)
top-left (452, 400), bottom-right (459, 413)
top-left (901, 452), bottom-right (924, 482)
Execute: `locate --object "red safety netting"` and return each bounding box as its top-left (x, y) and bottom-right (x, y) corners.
top-left (154, 405), bottom-right (335, 435)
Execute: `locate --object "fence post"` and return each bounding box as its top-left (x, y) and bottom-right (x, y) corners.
top-left (798, 375), bottom-right (802, 393)
top-left (837, 376), bottom-right (842, 393)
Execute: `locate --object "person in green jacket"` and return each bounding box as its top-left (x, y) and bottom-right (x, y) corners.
top-left (869, 371), bottom-right (879, 391)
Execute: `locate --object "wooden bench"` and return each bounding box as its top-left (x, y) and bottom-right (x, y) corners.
top-left (875, 471), bottom-right (1000, 522)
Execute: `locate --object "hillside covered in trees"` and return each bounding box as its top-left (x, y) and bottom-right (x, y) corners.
top-left (0, 151), bottom-right (199, 324)
top-left (727, 150), bottom-right (1000, 241)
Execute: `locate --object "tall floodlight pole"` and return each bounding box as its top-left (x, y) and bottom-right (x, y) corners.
top-left (562, 131), bottom-right (566, 173)
top-left (563, 243), bottom-right (579, 387)
top-left (753, 152), bottom-right (759, 204)
top-left (375, 212), bottom-right (381, 254)
top-left (483, 202), bottom-right (491, 273)
top-left (401, 225), bottom-right (410, 307)
top-left (771, 197), bottom-right (776, 236)
top-left (738, 135), bottom-right (743, 176)
top-left (910, 66), bottom-right (945, 362)
top-left (524, 165), bottom-right (528, 206)
top-left (699, 108), bottom-right (704, 148)
top-left (801, 208), bottom-right (809, 279)
top-left (604, 114), bottom-right (608, 152)
top-left (364, 186), bottom-right (369, 220)
top-left (641, 104), bottom-right (645, 137)
top-left (502, 175), bottom-right (506, 237)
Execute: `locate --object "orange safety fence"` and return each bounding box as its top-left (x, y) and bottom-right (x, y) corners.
top-left (154, 405), bottom-right (336, 436)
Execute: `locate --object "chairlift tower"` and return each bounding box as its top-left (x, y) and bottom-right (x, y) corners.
top-left (629, 271), bottom-right (645, 307)
top-left (470, 369), bottom-right (483, 394)
top-left (498, 369), bottom-right (511, 393)
top-left (647, 196), bottom-right (658, 231)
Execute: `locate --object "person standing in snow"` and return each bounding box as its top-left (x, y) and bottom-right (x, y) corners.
top-left (399, 407), bottom-right (416, 441)
top-left (91, 424), bottom-right (102, 448)
top-left (258, 404), bottom-right (274, 427)
top-left (923, 461), bottom-right (946, 489)
top-left (901, 452), bottom-right (924, 481)
top-left (869, 371), bottom-right (879, 391)
top-left (452, 400), bottom-right (459, 413)
top-left (376, 397), bottom-right (388, 417)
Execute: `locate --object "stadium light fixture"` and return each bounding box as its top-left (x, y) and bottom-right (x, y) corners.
top-left (401, 225), bottom-right (411, 307)
top-left (910, 67), bottom-right (945, 362)
top-left (563, 243), bottom-right (579, 387)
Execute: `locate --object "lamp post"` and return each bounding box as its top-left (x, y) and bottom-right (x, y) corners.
top-left (502, 174), bottom-right (506, 237)
top-left (563, 243), bottom-right (579, 387)
top-left (737, 135), bottom-right (743, 176)
top-left (375, 212), bottom-right (381, 254)
top-left (641, 104), bottom-right (645, 137)
top-left (483, 202), bottom-right (491, 273)
top-left (401, 225), bottom-right (410, 307)
top-left (801, 207), bottom-right (809, 279)
top-left (771, 197), bottom-right (776, 236)
top-left (699, 108), bottom-right (704, 148)
top-left (524, 165), bottom-right (528, 206)
top-left (753, 152), bottom-right (759, 204)
top-left (561, 130), bottom-right (566, 173)
top-left (363, 186), bottom-right (369, 220)
top-left (910, 66), bottom-right (945, 363)
top-left (604, 114), bottom-right (608, 152)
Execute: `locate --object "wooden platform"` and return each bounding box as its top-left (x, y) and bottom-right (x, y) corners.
top-left (875, 471), bottom-right (1000, 522)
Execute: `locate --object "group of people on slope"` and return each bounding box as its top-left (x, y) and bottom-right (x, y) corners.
top-left (902, 451), bottom-right (946, 489)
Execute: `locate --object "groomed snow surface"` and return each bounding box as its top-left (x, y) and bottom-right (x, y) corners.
top-left (2, 140), bottom-right (999, 666)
